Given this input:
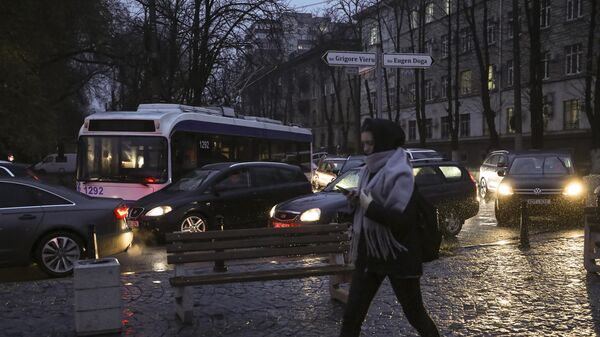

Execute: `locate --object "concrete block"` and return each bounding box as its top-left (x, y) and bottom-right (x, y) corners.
top-left (74, 307), bottom-right (122, 336)
top-left (74, 286), bottom-right (121, 311)
top-left (73, 258), bottom-right (120, 289)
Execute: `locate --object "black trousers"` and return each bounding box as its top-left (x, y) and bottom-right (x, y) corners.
top-left (339, 266), bottom-right (440, 337)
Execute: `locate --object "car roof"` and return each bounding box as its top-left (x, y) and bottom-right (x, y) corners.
top-left (406, 148), bottom-right (438, 152)
top-left (412, 160), bottom-right (464, 167)
top-left (201, 161), bottom-right (302, 171)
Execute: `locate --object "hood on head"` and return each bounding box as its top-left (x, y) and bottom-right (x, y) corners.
top-left (361, 118), bottom-right (405, 153)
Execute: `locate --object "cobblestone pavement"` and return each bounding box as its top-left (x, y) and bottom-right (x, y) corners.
top-left (1, 232), bottom-right (599, 337)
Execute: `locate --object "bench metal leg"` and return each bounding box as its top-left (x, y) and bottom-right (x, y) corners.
top-left (328, 253), bottom-right (350, 304)
top-left (174, 265), bottom-right (193, 323)
top-left (584, 224), bottom-right (600, 273)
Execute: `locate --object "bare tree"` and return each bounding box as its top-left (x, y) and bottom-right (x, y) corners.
top-left (463, 0), bottom-right (499, 149)
top-left (523, 0), bottom-right (544, 149)
top-left (511, 0), bottom-right (524, 150)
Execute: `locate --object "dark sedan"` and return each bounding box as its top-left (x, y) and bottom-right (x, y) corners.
top-left (0, 161), bottom-right (39, 180)
top-left (127, 162), bottom-right (312, 240)
top-left (270, 161), bottom-right (479, 236)
top-left (494, 152), bottom-right (584, 226)
top-left (0, 179), bottom-right (133, 277)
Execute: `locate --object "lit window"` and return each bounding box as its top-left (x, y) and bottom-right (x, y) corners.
top-left (488, 65), bottom-right (496, 90)
top-left (564, 99), bottom-right (580, 130)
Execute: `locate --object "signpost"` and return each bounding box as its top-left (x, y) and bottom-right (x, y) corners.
top-left (383, 53), bottom-right (435, 68)
top-left (322, 51), bottom-right (376, 67)
top-left (323, 49), bottom-right (435, 119)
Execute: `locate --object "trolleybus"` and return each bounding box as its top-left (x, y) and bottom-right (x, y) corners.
top-left (76, 103), bottom-right (312, 201)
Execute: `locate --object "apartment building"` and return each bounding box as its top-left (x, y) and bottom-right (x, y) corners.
top-left (358, 0), bottom-right (592, 166)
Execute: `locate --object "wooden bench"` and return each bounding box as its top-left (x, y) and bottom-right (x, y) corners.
top-left (165, 223), bottom-right (354, 323)
top-left (584, 207), bottom-right (600, 273)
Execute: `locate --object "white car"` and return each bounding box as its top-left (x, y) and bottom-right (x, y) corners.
top-left (311, 157), bottom-right (346, 191)
top-left (478, 150), bottom-right (513, 201)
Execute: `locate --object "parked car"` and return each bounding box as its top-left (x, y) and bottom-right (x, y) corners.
top-left (479, 150), bottom-right (516, 200)
top-left (127, 162), bottom-right (312, 240)
top-left (311, 156), bottom-right (348, 190)
top-left (494, 151), bottom-right (585, 226)
top-left (0, 178), bottom-right (133, 277)
top-left (33, 153), bottom-right (77, 173)
top-left (0, 161), bottom-right (39, 180)
top-left (406, 148), bottom-right (444, 162)
top-left (271, 160), bottom-right (479, 236)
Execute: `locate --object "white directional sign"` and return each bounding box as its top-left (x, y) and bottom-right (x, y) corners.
top-left (383, 53), bottom-right (434, 68)
top-left (323, 51), bottom-right (376, 67)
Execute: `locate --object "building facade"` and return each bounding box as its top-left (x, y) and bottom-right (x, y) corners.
top-left (358, 0), bottom-right (594, 168)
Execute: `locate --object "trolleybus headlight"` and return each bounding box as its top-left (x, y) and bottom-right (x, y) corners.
top-left (146, 206), bottom-right (172, 217)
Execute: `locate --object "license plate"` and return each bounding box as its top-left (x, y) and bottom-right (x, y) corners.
top-left (527, 199), bottom-right (551, 205)
top-left (127, 220), bottom-right (139, 228)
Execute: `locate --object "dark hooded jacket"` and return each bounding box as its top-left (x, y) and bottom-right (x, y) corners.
top-left (356, 118), bottom-right (422, 277)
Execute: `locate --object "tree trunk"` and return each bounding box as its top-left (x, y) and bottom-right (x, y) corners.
top-left (512, 0), bottom-right (523, 150)
top-left (524, 0), bottom-right (544, 149)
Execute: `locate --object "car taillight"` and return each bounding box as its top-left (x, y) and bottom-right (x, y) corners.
top-left (468, 172), bottom-right (476, 184)
top-left (114, 205), bottom-right (129, 219)
top-left (144, 177), bottom-right (157, 183)
top-left (272, 222), bottom-right (301, 228)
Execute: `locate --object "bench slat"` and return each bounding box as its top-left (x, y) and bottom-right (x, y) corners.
top-left (169, 264), bottom-right (354, 286)
top-left (167, 242), bottom-right (349, 264)
top-left (166, 232), bottom-right (350, 253)
top-left (165, 223), bottom-right (349, 242)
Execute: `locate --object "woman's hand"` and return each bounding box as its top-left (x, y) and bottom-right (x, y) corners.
top-left (359, 190), bottom-right (373, 209)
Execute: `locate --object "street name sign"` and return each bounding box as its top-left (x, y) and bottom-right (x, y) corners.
top-left (383, 53), bottom-right (434, 68)
top-left (323, 51), bottom-right (376, 67)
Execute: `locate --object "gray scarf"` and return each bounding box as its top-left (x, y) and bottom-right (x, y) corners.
top-left (351, 148), bottom-right (414, 261)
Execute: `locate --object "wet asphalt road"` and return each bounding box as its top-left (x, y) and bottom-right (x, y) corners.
top-left (0, 199), bottom-right (585, 283)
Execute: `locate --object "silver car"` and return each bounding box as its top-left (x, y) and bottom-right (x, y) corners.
top-left (0, 179), bottom-right (133, 277)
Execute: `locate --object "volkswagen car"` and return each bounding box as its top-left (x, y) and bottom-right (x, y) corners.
top-left (494, 152), bottom-right (585, 226)
top-left (127, 162), bottom-right (311, 240)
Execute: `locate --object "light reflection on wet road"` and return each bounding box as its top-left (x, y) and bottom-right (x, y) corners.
top-left (0, 199), bottom-right (584, 283)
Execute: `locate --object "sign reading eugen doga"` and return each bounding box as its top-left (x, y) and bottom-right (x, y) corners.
top-left (383, 53), bottom-right (434, 68)
top-left (324, 51), bottom-right (376, 66)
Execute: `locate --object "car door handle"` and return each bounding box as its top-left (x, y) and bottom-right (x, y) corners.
top-left (18, 214), bottom-right (37, 220)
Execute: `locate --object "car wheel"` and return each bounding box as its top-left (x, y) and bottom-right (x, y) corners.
top-left (441, 211), bottom-right (463, 237)
top-left (495, 202), bottom-right (513, 227)
top-left (479, 178), bottom-right (490, 201)
top-left (35, 231), bottom-right (84, 277)
top-left (180, 213), bottom-right (208, 233)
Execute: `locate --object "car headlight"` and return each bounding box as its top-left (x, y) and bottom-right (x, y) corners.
top-left (563, 181), bottom-right (584, 197)
top-left (146, 206), bottom-right (172, 217)
top-left (300, 208), bottom-right (321, 222)
top-left (269, 205), bottom-right (277, 218)
top-left (498, 183), bottom-right (513, 196)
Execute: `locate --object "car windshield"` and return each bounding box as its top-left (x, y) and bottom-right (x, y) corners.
top-left (340, 159), bottom-right (364, 173)
top-left (167, 169), bottom-right (217, 191)
top-left (324, 169), bottom-right (361, 192)
top-left (508, 156), bottom-right (573, 175)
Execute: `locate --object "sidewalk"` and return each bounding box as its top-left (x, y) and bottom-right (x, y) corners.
top-left (1, 233), bottom-right (600, 337)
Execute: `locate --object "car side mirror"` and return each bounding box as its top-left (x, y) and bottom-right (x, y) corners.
top-left (498, 169), bottom-right (506, 177)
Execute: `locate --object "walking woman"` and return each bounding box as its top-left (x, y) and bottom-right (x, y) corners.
top-left (339, 118), bottom-right (439, 337)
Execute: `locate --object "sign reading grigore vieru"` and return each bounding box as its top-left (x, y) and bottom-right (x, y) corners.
top-left (322, 51), bottom-right (376, 67)
top-left (383, 53), bottom-right (434, 68)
